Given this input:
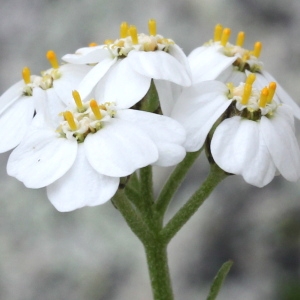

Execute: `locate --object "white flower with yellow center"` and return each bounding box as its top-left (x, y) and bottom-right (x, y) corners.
top-left (188, 24), bottom-right (300, 119)
top-left (172, 74), bottom-right (300, 187)
top-left (0, 67), bottom-right (41, 153)
top-left (0, 51), bottom-right (91, 153)
top-left (7, 91), bottom-right (186, 211)
top-left (62, 19), bottom-right (191, 114)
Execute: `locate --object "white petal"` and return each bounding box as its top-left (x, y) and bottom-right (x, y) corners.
top-left (261, 111), bottom-right (300, 181)
top-left (43, 88), bottom-right (66, 126)
top-left (117, 109), bottom-right (186, 166)
top-left (47, 144), bottom-right (119, 212)
top-left (84, 118), bottom-right (158, 177)
top-left (152, 142), bottom-right (186, 166)
top-left (53, 64), bottom-right (92, 105)
top-left (168, 44), bottom-right (192, 79)
top-left (0, 80), bottom-right (24, 114)
top-left (188, 46), bottom-right (236, 83)
top-left (7, 127), bottom-right (77, 188)
top-left (241, 128), bottom-right (276, 187)
top-left (212, 116), bottom-right (277, 187)
top-left (117, 109), bottom-right (185, 144)
top-left (62, 47), bottom-right (110, 64)
top-left (94, 59), bottom-right (151, 108)
top-left (77, 57), bottom-right (117, 100)
top-left (0, 96), bottom-right (34, 153)
top-left (217, 68), bottom-right (246, 85)
top-left (127, 51), bottom-right (191, 86)
top-left (211, 117), bottom-right (260, 174)
top-left (153, 80), bottom-right (182, 116)
top-left (171, 81), bottom-right (231, 151)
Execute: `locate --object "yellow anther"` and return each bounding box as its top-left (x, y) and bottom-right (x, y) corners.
top-left (120, 22), bottom-right (129, 38)
top-left (89, 42), bottom-right (98, 47)
top-left (267, 82), bottom-right (277, 102)
top-left (46, 50), bottom-right (59, 69)
top-left (148, 19), bottom-right (157, 36)
top-left (63, 111), bottom-right (77, 131)
top-left (220, 28), bottom-right (231, 46)
top-left (22, 67), bottom-right (31, 84)
top-left (259, 87), bottom-right (269, 108)
top-left (246, 73), bottom-right (256, 85)
top-left (129, 25), bottom-right (138, 45)
top-left (253, 41), bottom-right (262, 58)
top-left (213, 24), bottom-right (223, 42)
top-left (90, 99), bottom-right (102, 120)
top-left (72, 90), bottom-right (84, 111)
top-left (241, 83), bottom-right (252, 105)
top-left (236, 31), bottom-right (245, 47)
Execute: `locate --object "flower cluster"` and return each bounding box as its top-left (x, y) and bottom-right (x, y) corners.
top-left (1, 20), bottom-right (300, 210)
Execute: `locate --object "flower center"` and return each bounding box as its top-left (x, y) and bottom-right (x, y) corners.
top-left (56, 91), bottom-right (116, 143)
top-left (227, 73), bottom-right (278, 121)
top-left (103, 19), bottom-right (175, 58)
top-left (208, 24), bottom-right (263, 73)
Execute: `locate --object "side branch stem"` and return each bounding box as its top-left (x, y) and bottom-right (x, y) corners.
top-left (161, 164), bottom-right (227, 243)
top-left (155, 150), bottom-right (202, 219)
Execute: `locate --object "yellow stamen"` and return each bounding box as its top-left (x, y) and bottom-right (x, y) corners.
top-left (63, 111), bottom-right (77, 131)
top-left (253, 41), bottom-right (262, 58)
top-left (267, 82), bottom-right (276, 102)
top-left (245, 73), bottom-right (256, 85)
top-left (129, 25), bottom-right (138, 44)
top-left (236, 31), bottom-right (245, 47)
top-left (90, 99), bottom-right (102, 120)
top-left (259, 87), bottom-right (269, 107)
top-left (22, 67), bottom-right (31, 84)
top-left (72, 90), bottom-right (84, 111)
top-left (213, 24), bottom-right (223, 42)
top-left (220, 28), bottom-right (231, 46)
top-left (241, 83), bottom-right (252, 105)
top-left (120, 22), bottom-right (129, 38)
top-left (89, 42), bottom-right (98, 47)
top-left (148, 19), bottom-right (157, 36)
top-left (46, 50), bottom-right (59, 69)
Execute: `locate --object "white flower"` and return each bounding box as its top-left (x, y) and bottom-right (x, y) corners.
top-left (62, 20), bottom-right (191, 115)
top-left (188, 24), bottom-right (300, 119)
top-left (0, 69), bottom-right (40, 153)
top-left (7, 92), bottom-right (186, 212)
top-left (0, 51), bottom-right (91, 153)
top-left (171, 73), bottom-right (300, 187)
top-left (172, 72), bottom-right (300, 186)
top-left (211, 107), bottom-right (300, 187)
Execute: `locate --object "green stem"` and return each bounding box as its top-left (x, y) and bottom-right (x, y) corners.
top-left (140, 166), bottom-right (154, 204)
top-left (161, 164), bottom-right (227, 244)
top-left (112, 189), bottom-right (153, 244)
top-left (144, 241), bottom-right (174, 300)
top-left (155, 150), bottom-right (202, 218)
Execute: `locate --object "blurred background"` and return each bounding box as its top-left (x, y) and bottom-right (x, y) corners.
top-left (1, 0), bottom-right (300, 299)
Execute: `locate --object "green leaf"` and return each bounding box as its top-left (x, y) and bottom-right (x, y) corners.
top-left (206, 260), bottom-right (233, 300)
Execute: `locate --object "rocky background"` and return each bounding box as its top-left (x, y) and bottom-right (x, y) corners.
top-left (1, 0), bottom-right (300, 299)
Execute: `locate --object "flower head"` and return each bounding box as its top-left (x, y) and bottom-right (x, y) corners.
top-left (172, 73), bottom-right (300, 187)
top-left (188, 24), bottom-right (300, 118)
top-left (7, 91), bottom-right (186, 211)
top-left (62, 19), bottom-right (191, 114)
top-left (0, 51), bottom-right (91, 153)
